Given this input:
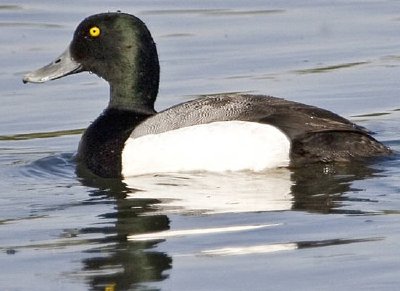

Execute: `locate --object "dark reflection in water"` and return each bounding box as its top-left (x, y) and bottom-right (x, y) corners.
top-left (81, 197), bottom-right (171, 290)
top-left (291, 162), bottom-right (384, 214)
top-left (77, 173), bottom-right (172, 290)
top-left (74, 159), bottom-right (387, 291)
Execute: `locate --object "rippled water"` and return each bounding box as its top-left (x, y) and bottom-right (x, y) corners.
top-left (1, 1), bottom-right (400, 291)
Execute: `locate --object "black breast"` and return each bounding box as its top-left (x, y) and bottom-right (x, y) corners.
top-left (76, 108), bottom-right (151, 178)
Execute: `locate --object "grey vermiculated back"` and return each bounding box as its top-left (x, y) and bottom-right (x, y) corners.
top-left (131, 94), bottom-right (362, 139)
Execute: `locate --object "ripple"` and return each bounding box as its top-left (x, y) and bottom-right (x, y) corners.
top-left (0, 5), bottom-right (23, 11)
top-left (352, 112), bottom-right (391, 118)
top-left (141, 9), bottom-right (284, 17)
top-left (0, 128), bottom-right (84, 141)
top-left (129, 224), bottom-right (278, 241)
top-left (293, 61), bottom-right (369, 74)
top-left (0, 22), bottom-right (64, 29)
top-left (159, 33), bottom-right (195, 38)
top-left (200, 237), bottom-right (382, 257)
top-left (20, 153), bottom-right (76, 179)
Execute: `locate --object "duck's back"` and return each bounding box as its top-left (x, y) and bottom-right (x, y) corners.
top-left (132, 94), bottom-right (361, 137)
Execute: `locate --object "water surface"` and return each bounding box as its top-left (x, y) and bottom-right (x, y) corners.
top-left (0, 1), bottom-right (400, 291)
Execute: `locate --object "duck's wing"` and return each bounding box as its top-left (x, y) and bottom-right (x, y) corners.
top-left (132, 94), bottom-right (363, 139)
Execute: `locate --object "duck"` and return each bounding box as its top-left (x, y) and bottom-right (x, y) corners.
top-left (23, 12), bottom-right (392, 178)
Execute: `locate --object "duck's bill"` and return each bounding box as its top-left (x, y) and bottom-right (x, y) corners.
top-left (23, 47), bottom-right (83, 83)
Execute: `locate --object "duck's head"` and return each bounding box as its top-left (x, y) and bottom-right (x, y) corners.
top-left (23, 12), bottom-right (160, 113)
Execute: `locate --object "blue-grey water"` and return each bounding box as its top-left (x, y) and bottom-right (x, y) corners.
top-left (1, 1), bottom-right (400, 290)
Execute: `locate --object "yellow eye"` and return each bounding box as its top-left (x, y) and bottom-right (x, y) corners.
top-left (89, 26), bottom-right (101, 37)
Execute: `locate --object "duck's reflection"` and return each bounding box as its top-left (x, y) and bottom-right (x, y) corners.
top-left (77, 161), bottom-right (383, 290)
top-left (76, 173), bottom-right (172, 290)
top-left (291, 162), bottom-right (381, 214)
top-left (125, 169), bottom-right (293, 214)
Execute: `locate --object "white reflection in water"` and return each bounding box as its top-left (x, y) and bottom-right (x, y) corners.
top-left (129, 224), bottom-right (279, 241)
top-left (124, 169), bottom-right (293, 214)
top-left (201, 243), bottom-right (298, 256)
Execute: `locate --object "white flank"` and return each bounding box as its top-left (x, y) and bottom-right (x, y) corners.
top-left (122, 121), bottom-right (290, 177)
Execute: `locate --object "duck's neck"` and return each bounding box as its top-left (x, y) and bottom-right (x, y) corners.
top-left (108, 19), bottom-right (160, 114)
top-left (109, 80), bottom-right (157, 114)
